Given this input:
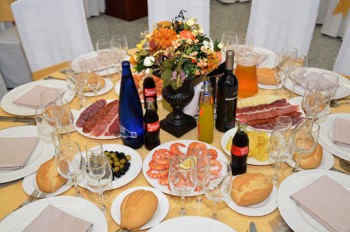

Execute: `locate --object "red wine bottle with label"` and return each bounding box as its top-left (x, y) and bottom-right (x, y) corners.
top-left (230, 120), bottom-right (249, 175)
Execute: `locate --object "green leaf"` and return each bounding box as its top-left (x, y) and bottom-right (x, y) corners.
top-left (139, 50), bottom-right (150, 56)
top-left (163, 59), bottom-right (175, 70)
top-left (161, 70), bottom-right (172, 86)
top-left (176, 56), bottom-right (184, 72)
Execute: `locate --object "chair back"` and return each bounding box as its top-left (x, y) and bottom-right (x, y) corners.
top-left (333, 21), bottom-right (350, 75)
top-left (147, 0), bottom-right (210, 36)
top-left (247, 0), bottom-right (320, 56)
top-left (0, 72), bottom-right (8, 100)
top-left (11, 0), bottom-right (93, 72)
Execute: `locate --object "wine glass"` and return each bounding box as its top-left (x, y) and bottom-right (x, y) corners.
top-left (84, 151), bottom-right (112, 213)
top-left (85, 142), bottom-right (103, 157)
top-left (110, 40), bottom-right (123, 78)
top-left (55, 141), bottom-right (84, 197)
top-left (316, 73), bottom-right (339, 119)
top-left (40, 89), bottom-right (62, 139)
top-left (221, 31), bottom-right (238, 53)
top-left (289, 55), bottom-right (308, 93)
top-left (111, 34), bottom-right (128, 60)
top-left (83, 59), bottom-right (101, 102)
top-left (237, 34), bottom-right (254, 53)
top-left (268, 125), bottom-right (292, 186)
top-left (204, 160), bottom-right (232, 220)
top-left (96, 38), bottom-right (112, 77)
top-left (35, 107), bottom-right (59, 147)
top-left (168, 155), bottom-right (198, 216)
top-left (71, 58), bottom-right (88, 109)
top-left (292, 119), bottom-right (320, 172)
top-left (194, 152), bottom-right (210, 210)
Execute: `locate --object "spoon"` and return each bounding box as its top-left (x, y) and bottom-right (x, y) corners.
top-left (330, 99), bottom-right (350, 108)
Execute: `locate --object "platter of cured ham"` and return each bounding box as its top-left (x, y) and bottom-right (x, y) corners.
top-left (142, 140), bottom-right (227, 196)
top-left (236, 96), bottom-right (304, 132)
top-left (115, 73), bottom-right (162, 102)
top-left (73, 99), bottom-right (120, 139)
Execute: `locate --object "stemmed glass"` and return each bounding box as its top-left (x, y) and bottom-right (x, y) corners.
top-left (289, 55), bottom-right (309, 93)
top-left (292, 119), bottom-right (320, 172)
top-left (168, 155), bottom-right (198, 216)
top-left (96, 38), bottom-right (113, 78)
top-left (84, 142), bottom-right (112, 213)
top-left (84, 60), bottom-right (101, 102)
top-left (110, 40), bottom-right (123, 79)
top-left (268, 124), bottom-right (292, 186)
top-left (194, 152), bottom-right (210, 210)
top-left (111, 34), bottom-right (128, 60)
top-left (237, 34), bottom-right (254, 53)
top-left (317, 73), bottom-right (339, 119)
top-left (69, 58), bottom-right (88, 109)
top-left (204, 160), bottom-right (232, 220)
top-left (55, 142), bottom-right (84, 197)
top-left (35, 107), bottom-right (60, 147)
top-left (221, 31), bottom-right (238, 53)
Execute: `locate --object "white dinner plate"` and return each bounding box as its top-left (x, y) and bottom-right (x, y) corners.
top-left (285, 146), bottom-right (334, 171)
top-left (225, 176), bottom-right (277, 216)
top-left (110, 186), bottom-right (169, 230)
top-left (142, 140), bottom-right (228, 196)
top-left (115, 79), bottom-right (162, 103)
top-left (72, 100), bottom-right (120, 140)
top-left (72, 51), bottom-right (116, 76)
top-left (318, 113), bottom-right (350, 162)
top-left (148, 216), bottom-right (236, 232)
top-left (258, 82), bottom-right (282, 90)
top-left (0, 126), bottom-right (53, 183)
top-left (0, 80), bottom-right (74, 116)
top-left (84, 78), bottom-right (113, 97)
top-left (253, 47), bottom-right (277, 69)
top-left (79, 144), bottom-right (142, 191)
top-left (284, 68), bottom-right (350, 99)
top-left (0, 196), bottom-right (108, 232)
top-left (22, 172), bottom-right (73, 197)
top-left (277, 170), bottom-right (350, 232)
top-left (220, 127), bottom-right (274, 165)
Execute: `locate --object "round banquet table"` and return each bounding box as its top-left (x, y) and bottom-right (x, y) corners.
top-left (0, 67), bottom-right (350, 232)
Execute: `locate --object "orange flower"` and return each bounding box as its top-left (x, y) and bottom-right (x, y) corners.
top-left (150, 27), bottom-right (178, 51)
top-left (180, 30), bottom-right (195, 41)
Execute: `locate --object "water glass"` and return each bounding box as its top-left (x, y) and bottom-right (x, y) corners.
top-left (110, 41), bottom-right (123, 76)
top-left (273, 48), bottom-right (297, 94)
top-left (83, 59), bottom-right (101, 102)
top-left (237, 34), bottom-right (254, 53)
top-left (221, 31), bottom-right (238, 52)
top-left (96, 38), bottom-right (113, 76)
top-left (111, 34), bottom-right (128, 60)
top-left (204, 160), bottom-right (232, 219)
top-left (35, 107), bottom-right (59, 147)
top-left (168, 155), bottom-right (198, 215)
top-left (55, 142), bottom-right (84, 197)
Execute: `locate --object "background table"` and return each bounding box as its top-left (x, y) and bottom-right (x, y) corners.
top-left (0, 68), bottom-right (349, 232)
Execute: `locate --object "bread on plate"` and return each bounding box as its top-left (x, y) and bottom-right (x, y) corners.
top-left (36, 158), bottom-right (67, 193)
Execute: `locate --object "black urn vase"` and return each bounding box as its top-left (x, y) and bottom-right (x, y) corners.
top-left (160, 79), bottom-right (197, 138)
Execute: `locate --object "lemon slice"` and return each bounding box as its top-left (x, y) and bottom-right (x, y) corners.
top-left (180, 156), bottom-right (197, 169)
top-left (225, 136), bottom-right (233, 151)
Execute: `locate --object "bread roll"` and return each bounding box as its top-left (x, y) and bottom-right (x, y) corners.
top-left (257, 68), bottom-right (276, 85)
top-left (120, 190), bottom-right (158, 230)
top-left (36, 158), bottom-right (67, 193)
top-left (293, 143), bottom-right (323, 169)
top-left (231, 173), bottom-right (273, 206)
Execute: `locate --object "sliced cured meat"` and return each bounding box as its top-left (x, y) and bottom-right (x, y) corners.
top-left (82, 100), bottom-right (118, 133)
top-left (76, 99), bottom-right (106, 127)
top-left (91, 103), bottom-right (119, 137)
top-left (248, 111), bottom-right (303, 130)
top-left (236, 99), bottom-right (288, 114)
top-left (106, 117), bottom-right (120, 136)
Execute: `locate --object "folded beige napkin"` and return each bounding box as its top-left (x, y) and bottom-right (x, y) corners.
top-left (295, 72), bottom-right (338, 90)
top-left (291, 175), bottom-right (350, 232)
top-left (257, 53), bottom-right (268, 65)
top-left (13, 85), bottom-right (65, 109)
top-left (22, 204), bottom-right (94, 232)
top-left (334, 118), bottom-right (350, 148)
top-left (0, 137), bottom-right (39, 170)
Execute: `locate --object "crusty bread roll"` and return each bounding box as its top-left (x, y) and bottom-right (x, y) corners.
top-left (36, 158), bottom-right (67, 193)
top-left (293, 143), bottom-right (323, 169)
top-left (257, 68), bottom-right (276, 85)
top-left (84, 74), bottom-right (105, 92)
top-left (231, 173), bottom-right (273, 206)
top-left (120, 190), bottom-right (158, 230)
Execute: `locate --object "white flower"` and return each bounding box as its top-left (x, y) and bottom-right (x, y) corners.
top-left (143, 56), bottom-right (155, 67)
top-left (218, 42), bottom-right (223, 50)
top-left (192, 29), bottom-right (198, 37)
top-left (198, 27), bottom-right (204, 34)
top-left (186, 17), bottom-right (196, 27)
top-left (203, 40), bottom-right (213, 50)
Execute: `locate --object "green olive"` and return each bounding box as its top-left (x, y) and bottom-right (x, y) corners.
top-left (113, 167), bottom-right (119, 172)
top-left (120, 159), bottom-right (126, 164)
top-left (126, 155), bottom-right (131, 161)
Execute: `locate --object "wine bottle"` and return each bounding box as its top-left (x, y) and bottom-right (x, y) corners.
top-left (119, 61), bottom-right (145, 149)
top-left (215, 50), bottom-right (238, 132)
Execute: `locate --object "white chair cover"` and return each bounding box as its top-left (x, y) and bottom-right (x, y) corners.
top-left (147, 0), bottom-right (210, 36)
top-left (0, 26), bottom-right (32, 88)
top-left (333, 20), bottom-right (350, 75)
top-left (317, 0), bottom-right (330, 24)
top-left (83, 0), bottom-right (105, 18)
top-left (11, 0), bottom-right (94, 72)
top-left (247, 0), bottom-right (320, 56)
top-left (0, 72), bottom-right (8, 100)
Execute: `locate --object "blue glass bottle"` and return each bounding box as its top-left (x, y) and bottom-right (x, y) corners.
top-left (119, 61), bottom-right (145, 149)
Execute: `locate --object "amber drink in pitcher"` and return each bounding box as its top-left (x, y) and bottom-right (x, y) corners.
top-left (235, 51), bottom-right (259, 98)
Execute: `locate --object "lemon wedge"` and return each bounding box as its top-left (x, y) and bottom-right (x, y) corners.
top-left (225, 136), bottom-right (233, 151)
top-left (180, 156), bottom-right (197, 169)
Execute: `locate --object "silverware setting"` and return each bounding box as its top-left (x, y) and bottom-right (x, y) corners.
top-left (249, 221), bottom-right (257, 232)
top-left (0, 116), bottom-right (36, 125)
top-left (330, 99), bottom-right (350, 108)
top-left (44, 75), bottom-right (66, 81)
top-left (269, 215), bottom-right (292, 232)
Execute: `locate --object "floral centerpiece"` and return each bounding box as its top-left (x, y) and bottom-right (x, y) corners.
top-left (130, 11), bottom-right (222, 90)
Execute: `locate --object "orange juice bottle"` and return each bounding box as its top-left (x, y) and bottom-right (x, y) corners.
top-left (235, 51), bottom-right (259, 98)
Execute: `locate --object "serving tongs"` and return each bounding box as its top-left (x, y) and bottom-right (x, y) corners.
top-left (0, 116), bottom-right (36, 125)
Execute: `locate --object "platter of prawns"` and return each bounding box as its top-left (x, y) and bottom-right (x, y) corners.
top-left (142, 140), bottom-right (228, 196)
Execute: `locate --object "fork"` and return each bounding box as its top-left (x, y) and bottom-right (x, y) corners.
top-left (269, 215), bottom-right (292, 232)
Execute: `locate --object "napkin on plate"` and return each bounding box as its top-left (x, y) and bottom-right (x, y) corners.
top-left (334, 118), bottom-right (350, 148)
top-left (257, 53), bottom-right (268, 65)
top-left (22, 204), bottom-right (94, 232)
top-left (13, 85), bottom-right (65, 109)
top-left (295, 72), bottom-right (337, 90)
top-left (0, 137), bottom-right (39, 170)
top-left (290, 175), bottom-right (350, 232)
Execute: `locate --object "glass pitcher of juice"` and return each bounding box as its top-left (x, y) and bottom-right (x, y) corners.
top-left (235, 51), bottom-right (259, 98)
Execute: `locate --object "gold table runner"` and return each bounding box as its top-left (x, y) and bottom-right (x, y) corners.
top-left (0, 69), bottom-right (349, 232)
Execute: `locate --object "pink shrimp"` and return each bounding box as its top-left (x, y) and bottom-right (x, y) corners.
top-left (209, 159), bottom-right (223, 178)
top-left (170, 142), bottom-right (186, 156)
top-left (208, 148), bottom-right (218, 159)
top-left (147, 169), bottom-right (168, 179)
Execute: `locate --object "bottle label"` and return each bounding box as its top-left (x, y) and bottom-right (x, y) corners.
top-left (147, 121), bottom-right (160, 132)
top-left (231, 145), bottom-right (249, 156)
top-left (119, 125), bottom-right (137, 138)
top-left (144, 88), bottom-right (157, 96)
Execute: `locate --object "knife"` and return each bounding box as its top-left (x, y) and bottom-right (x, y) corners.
top-left (249, 221), bottom-right (257, 232)
top-left (0, 116), bottom-right (36, 125)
